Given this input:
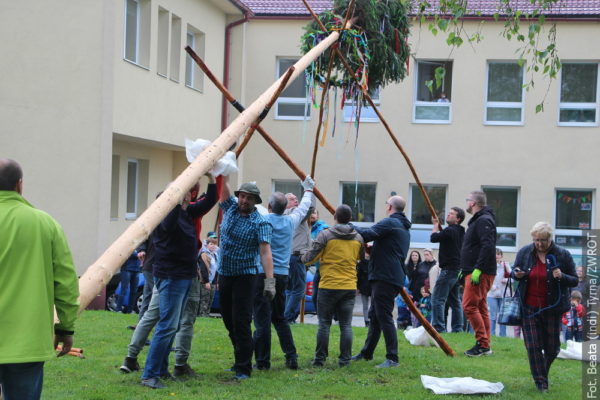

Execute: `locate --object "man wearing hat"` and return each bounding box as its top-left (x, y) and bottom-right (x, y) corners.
top-left (218, 176), bottom-right (275, 380)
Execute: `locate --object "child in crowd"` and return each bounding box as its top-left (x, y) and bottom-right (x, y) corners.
top-left (562, 290), bottom-right (585, 342)
top-left (418, 286), bottom-right (432, 322)
top-left (198, 235), bottom-right (219, 317)
top-left (396, 276), bottom-right (411, 330)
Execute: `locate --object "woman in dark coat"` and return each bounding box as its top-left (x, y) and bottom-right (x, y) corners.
top-left (512, 222), bottom-right (577, 392)
top-left (408, 249), bottom-right (436, 302)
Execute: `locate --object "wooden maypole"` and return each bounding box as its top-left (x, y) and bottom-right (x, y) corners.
top-left (77, 28), bottom-right (347, 313)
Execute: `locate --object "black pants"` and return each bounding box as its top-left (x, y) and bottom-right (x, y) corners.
top-left (219, 274), bottom-right (257, 376)
top-left (359, 280), bottom-right (400, 362)
top-left (253, 274), bottom-right (297, 368)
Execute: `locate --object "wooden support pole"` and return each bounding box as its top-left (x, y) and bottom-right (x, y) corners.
top-left (77, 30), bottom-right (344, 313)
top-left (185, 47), bottom-right (336, 216)
top-left (302, 0), bottom-right (455, 356)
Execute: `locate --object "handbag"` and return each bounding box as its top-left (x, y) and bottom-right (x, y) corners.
top-left (498, 276), bottom-right (522, 326)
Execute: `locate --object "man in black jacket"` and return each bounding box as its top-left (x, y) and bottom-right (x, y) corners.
top-left (430, 206), bottom-right (465, 333)
top-left (460, 191), bottom-right (497, 357)
top-left (351, 196), bottom-right (411, 368)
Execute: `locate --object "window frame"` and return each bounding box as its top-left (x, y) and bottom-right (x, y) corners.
top-left (125, 159), bottom-right (139, 220)
top-left (407, 184), bottom-right (448, 249)
top-left (482, 186), bottom-right (520, 252)
top-left (272, 179), bottom-right (303, 201)
top-left (558, 62), bottom-right (600, 127)
top-left (339, 181), bottom-right (377, 227)
top-left (412, 60), bottom-right (453, 124)
top-left (343, 89), bottom-right (380, 123)
top-left (123, 0), bottom-right (140, 64)
top-left (553, 188), bottom-right (595, 255)
top-left (484, 61), bottom-right (526, 126)
top-left (275, 58), bottom-right (310, 120)
top-left (185, 28), bottom-right (205, 92)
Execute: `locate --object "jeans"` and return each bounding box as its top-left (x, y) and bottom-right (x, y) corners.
top-left (487, 297), bottom-right (507, 337)
top-left (360, 281), bottom-right (399, 362)
top-left (128, 286), bottom-right (160, 358)
top-left (220, 274), bottom-right (257, 376)
top-left (462, 273), bottom-right (494, 348)
top-left (431, 269), bottom-right (463, 333)
top-left (174, 277), bottom-right (201, 365)
top-left (138, 270), bottom-right (154, 320)
top-left (0, 362), bottom-right (44, 400)
top-left (314, 289), bottom-right (355, 365)
top-left (253, 274), bottom-right (297, 368)
top-left (142, 278), bottom-right (191, 379)
top-left (117, 270), bottom-right (139, 313)
top-left (284, 255), bottom-right (306, 323)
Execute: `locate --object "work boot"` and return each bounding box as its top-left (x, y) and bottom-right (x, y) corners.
top-left (173, 363), bottom-right (199, 378)
top-left (120, 356), bottom-right (140, 373)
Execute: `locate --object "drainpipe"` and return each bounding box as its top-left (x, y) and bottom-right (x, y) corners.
top-left (222, 11), bottom-right (250, 131)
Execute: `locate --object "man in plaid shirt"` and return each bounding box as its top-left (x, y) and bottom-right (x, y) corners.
top-left (218, 176), bottom-right (275, 380)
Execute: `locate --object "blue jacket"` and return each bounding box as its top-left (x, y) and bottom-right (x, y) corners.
top-left (512, 242), bottom-right (578, 315)
top-left (355, 212), bottom-right (411, 288)
top-left (153, 184), bottom-right (217, 280)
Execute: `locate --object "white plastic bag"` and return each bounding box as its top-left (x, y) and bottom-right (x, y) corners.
top-left (558, 340), bottom-right (583, 360)
top-left (185, 138), bottom-right (238, 177)
top-left (403, 326), bottom-right (439, 347)
top-left (421, 375), bottom-right (504, 395)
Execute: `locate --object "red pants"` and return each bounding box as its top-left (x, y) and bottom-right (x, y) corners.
top-left (462, 273), bottom-right (494, 348)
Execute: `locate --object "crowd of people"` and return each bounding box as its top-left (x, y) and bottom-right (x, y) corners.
top-left (0, 158), bottom-right (585, 398)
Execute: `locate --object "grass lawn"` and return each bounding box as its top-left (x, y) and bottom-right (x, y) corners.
top-left (42, 311), bottom-right (581, 399)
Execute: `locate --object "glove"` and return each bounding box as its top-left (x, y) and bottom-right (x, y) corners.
top-left (263, 277), bottom-right (276, 301)
top-left (470, 268), bottom-right (482, 285)
top-left (301, 175), bottom-right (315, 191)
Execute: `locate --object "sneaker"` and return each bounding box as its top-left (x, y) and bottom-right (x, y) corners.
top-left (286, 358), bottom-right (298, 370)
top-left (464, 342), bottom-right (492, 357)
top-left (376, 359), bottom-right (399, 368)
top-left (233, 373), bottom-right (250, 380)
top-left (140, 377), bottom-right (165, 389)
top-left (120, 357), bottom-right (140, 373)
top-left (350, 353), bottom-right (372, 362)
top-left (173, 363), bottom-right (198, 378)
top-left (311, 360), bottom-right (325, 367)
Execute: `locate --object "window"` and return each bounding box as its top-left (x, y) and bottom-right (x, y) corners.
top-left (340, 182), bottom-right (376, 224)
top-left (485, 62), bottom-right (525, 125)
top-left (414, 60), bottom-right (453, 123)
top-left (157, 8), bottom-right (169, 77)
top-left (185, 26), bottom-right (205, 91)
top-left (110, 155), bottom-right (120, 219)
top-left (275, 58), bottom-right (310, 120)
top-left (170, 14), bottom-right (181, 82)
top-left (123, 0), bottom-right (150, 67)
top-left (555, 189), bottom-right (594, 250)
top-left (559, 63), bottom-right (599, 126)
top-left (343, 89), bottom-right (380, 122)
top-left (483, 187), bottom-right (519, 250)
top-left (273, 180), bottom-right (303, 201)
top-left (126, 159), bottom-right (139, 219)
top-left (409, 184), bottom-right (447, 247)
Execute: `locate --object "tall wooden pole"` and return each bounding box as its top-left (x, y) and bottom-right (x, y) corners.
top-left (301, 0), bottom-right (455, 357)
top-left (77, 29), bottom-right (345, 313)
top-left (184, 47), bottom-right (336, 216)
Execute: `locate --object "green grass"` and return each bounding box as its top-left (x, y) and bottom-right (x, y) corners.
top-left (42, 311), bottom-right (581, 399)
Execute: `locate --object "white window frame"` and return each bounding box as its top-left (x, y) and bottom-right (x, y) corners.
top-left (412, 60), bottom-right (453, 124)
top-left (275, 58), bottom-right (310, 121)
top-left (185, 29), bottom-right (204, 92)
top-left (558, 62), bottom-right (600, 127)
top-left (343, 89), bottom-right (380, 123)
top-left (407, 184), bottom-right (448, 249)
top-left (483, 186), bottom-right (520, 252)
top-left (126, 159), bottom-right (139, 220)
top-left (123, 0), bottom-right (140, 64)
top-left (339, 181), bottom-right (377, 227)
top-left (272, 179), bottom-right (303, 200)
top-left (484, 61), bottom-right (526, 126)
top-left (553, 188), bottom-right (595, 256)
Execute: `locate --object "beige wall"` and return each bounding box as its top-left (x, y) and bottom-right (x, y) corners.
top-left (231, 18), bottom-right (599, 257)
top-left (0, 1), bottom-right (115, 272)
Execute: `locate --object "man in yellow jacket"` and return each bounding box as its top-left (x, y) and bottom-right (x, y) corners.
top-left (302, 204), bottom-right (364, 367)
top-left (0, 159), bottom-right (79, 400)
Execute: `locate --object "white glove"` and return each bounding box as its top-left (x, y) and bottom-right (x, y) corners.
top-left (185, 138), bottom-right (238, 177)
top-left (302, 176), bottom-right (315, 191)
top-left (263, 278), bottom-right (276, 301)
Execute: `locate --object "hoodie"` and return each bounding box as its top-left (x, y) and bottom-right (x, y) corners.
top-left (355, 212), bottom-right (412, 288)
top-left (302, 224), bottom-right (364, 290)
top-left (460, 206), bottom-right (497, 275)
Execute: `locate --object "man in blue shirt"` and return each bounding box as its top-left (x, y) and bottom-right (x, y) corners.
top-left (253, 177), bottom-right (315, 371)
top-left (219, 176), bottom-right (276, 380)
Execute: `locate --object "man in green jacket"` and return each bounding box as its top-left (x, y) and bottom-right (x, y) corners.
top-left (0, 158), bottom-right (79, 400)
